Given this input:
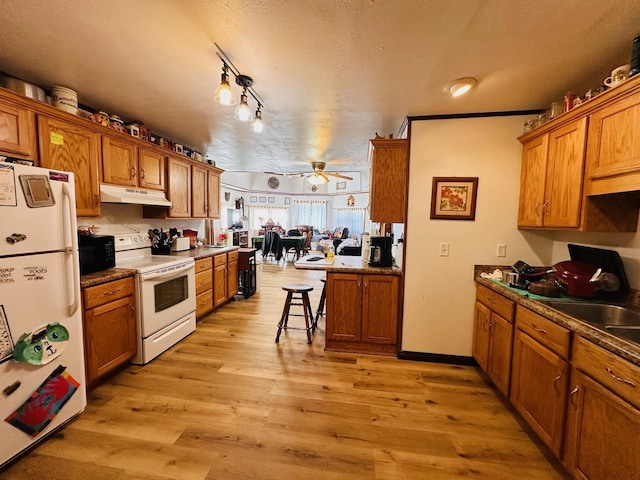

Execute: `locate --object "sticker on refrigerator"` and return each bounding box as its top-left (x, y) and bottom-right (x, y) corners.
top-left (5, 364), bottom-right (79, 437)
top-left (0, 305), bottom-right (15, 362)
top-left (12, 322), bottom-right (69, 365)
top-left (0, 266), bottom-right (15, 284)
top-left (22, 265), bottom-right (48, 282)
top-left (0, 163), bottom-right (17, 206)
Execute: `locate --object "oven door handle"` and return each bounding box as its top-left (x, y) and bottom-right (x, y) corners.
top-left (140, 263), bottom-right (195, 281)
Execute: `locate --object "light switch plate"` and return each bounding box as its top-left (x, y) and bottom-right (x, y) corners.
top-left (497, 244), bottom-right (507, 257)
top-left (440, 243), bottom-right (450, 257)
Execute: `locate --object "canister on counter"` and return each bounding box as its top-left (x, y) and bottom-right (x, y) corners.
top-left (564, 92), bottom-right (577, 112)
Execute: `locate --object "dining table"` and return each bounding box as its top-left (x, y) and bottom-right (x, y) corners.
top-left (252, 235), bottom-right (306, 260)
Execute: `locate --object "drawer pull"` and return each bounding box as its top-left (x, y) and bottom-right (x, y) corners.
top-left (532, 325), bottom-right (548, 334)
top-left (605, 367), bottom-right (637, 388)
top-left (488, 298), bottom-right (497, 304)
top-left (103, 288), bottom-right (120, 296)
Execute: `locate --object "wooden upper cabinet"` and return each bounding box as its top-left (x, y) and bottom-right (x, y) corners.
top-left (207, 169), bottom-right (221, 218)
top-left (586, 91), bottom-right (640, 194)
top-left (543, 118), bottom-right (587, 227)
top-left (191, 164), bottom-right (208, 218)
top-left (369, 139), bottom-right (408, 223)
top-left (0, 101), bottom-right (37, 159)
top-left (517, 118), bottom-right (586, 229)
top-left (166, 156), bottom-right (191, 218)
top-left (192, 164), bottom-right (221, 219)
top-left (103, 138), bottom-right (165, 191)
top-left (37, 115), bottom-right (101, 217)
top-left (138, 148), bottom-right (165, 191)
top-left (518, 134), bottom-right (548, 227)
top-left (102, 135), bottom-right (138, 187)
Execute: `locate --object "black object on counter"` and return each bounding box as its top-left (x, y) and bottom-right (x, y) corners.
top-left (630, 35), bottom-right (640, 77)
top-left (567, 244), bottom-right (629, 294)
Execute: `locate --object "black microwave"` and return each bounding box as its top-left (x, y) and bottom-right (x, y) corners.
top-left (78, 234), bottom-right (115, 275)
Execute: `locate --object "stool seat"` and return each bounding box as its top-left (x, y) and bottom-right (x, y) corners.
top-left (282, 283), bottom-right (314, 293)
top-left (276, 284), bottom-right (315, 344)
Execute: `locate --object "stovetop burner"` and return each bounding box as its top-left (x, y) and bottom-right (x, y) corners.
top-left (114, 233), bottom-right (193, 274)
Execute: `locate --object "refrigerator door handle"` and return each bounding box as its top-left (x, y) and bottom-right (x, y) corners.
top-left (63, 183), bottom-right (80, 316)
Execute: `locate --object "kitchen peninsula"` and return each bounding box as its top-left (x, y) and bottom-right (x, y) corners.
top-left (295, 255), bottom-right (402, 355)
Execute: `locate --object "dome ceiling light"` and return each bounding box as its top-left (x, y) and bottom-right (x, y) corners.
top-left (446, 77), bottom-right (477, 97)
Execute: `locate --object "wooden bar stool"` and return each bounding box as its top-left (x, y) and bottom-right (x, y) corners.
top-left (276, 284), bottom-right (314, 344)
top-left (315, 278), bottom-right (327, 329)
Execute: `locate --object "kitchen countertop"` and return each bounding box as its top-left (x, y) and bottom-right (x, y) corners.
top-left (170, 245), bottom-right (239, 260)
top-left (80, 268), bottom-right (137, 288)
top-left (475, 272), bottom-right (640, 367)
top-left (295, 255), bottom-right (402, 275)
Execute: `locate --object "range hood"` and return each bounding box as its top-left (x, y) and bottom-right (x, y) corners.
top-left (100, 184), bottom-right (172, 207)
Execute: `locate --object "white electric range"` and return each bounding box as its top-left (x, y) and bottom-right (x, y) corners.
top-left (114, 233), bottom-right (196, 365)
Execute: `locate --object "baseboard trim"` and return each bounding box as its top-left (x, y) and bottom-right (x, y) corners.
top-left (398, 351), bottom-right (478, 366)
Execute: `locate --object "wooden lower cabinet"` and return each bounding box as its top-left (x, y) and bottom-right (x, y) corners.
top-left (472, 284), bottom-right (515, 396)
top-left (213, 254), bottom-right (228, 308)
top-left (564, 337), bottom-right (640, 479)
top-left (325, 273), bottom-right (399, 355)
top-left (82, 276), bottom-right (136, 388)
top-left (195, 257), bottom-right (213, 318)
top-left (227, 250), bottom-right (239, 299)
top-left (510, 307), bottom-right (570, 457)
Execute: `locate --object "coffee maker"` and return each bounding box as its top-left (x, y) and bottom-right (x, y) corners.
top-left (368, 236), bottom-right (393, 267)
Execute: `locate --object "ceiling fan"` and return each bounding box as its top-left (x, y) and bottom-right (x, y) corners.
top-left (266, 162), bottom-right (353, 185)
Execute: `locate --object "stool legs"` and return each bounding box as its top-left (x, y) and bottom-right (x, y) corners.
top-left (315, 279), bottom-right (327, 328)
top-left (275, 290), bottom-right (313, 344)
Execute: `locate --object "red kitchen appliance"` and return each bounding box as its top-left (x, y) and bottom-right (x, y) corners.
top-left (552, 244), bottom-right (629, 298)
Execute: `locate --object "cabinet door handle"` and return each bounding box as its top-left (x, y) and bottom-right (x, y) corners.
top-left (140, 168), bottom-right (146, 180)
top-left (532, 325), bottom-right (547, 334)
top-left (605, 367), bottom-right (637, 388)
top-left (103, 288), bottom-right (120, 296)
top-left (569, 386), bottom-right (579, 408)
top-left (94, 194), bottom-right (100, 207)
top-left (131, 167), bottom-right (137, 178)
top-left (553, 375), bottom-right (562, 391)
top-left (535, 202), bottom-right (541, 215)
top-left (542, 201), bottom-right (549, 216)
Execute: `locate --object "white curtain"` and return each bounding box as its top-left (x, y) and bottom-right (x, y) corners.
top-left (249, 206), bottom-right (290, 231)
top-left (334, 207), bottom-right (366, 236)
top-left (294, 200), bottom-right (327, 231)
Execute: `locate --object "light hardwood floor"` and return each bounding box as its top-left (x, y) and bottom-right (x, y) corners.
top-left (2, 260), bottom-right (570, 479)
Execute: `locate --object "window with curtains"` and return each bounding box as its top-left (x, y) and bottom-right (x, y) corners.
top-left (293, 200), bottom-right (327, 231)
top-left (334, 208), bottom-right (366, 236)
top-left (249, 206), bottom-right (289, 231)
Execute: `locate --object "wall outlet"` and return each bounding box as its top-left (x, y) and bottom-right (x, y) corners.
top-left (497, 243), bottom-right (507, 257)
top-left (439, 242), bottom-right (450, 257)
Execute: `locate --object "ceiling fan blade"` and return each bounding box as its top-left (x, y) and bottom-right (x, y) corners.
top-left (324, 172), bottom-right (353, 180)
top-left (264, 171), bottom-right (286, 176)
top-left (289, 173), bottom-right (310, 182)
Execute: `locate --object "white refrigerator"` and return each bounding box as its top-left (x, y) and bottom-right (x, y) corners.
top-left (0, 162), bottom-right (87, 468)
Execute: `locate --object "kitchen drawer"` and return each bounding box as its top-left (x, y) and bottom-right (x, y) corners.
top-left (516, 305), bottom-right (571, 359)
top-left (572, 336), bottom-right (640, 409)
top-left (476, 284), bottom-right (514, 322)
top-left (83, 277), bottom-right (135, 310)
top-left (196, 290), bottom-right (213, 317)
top-left (228, 250), bottom-right (239, 262)
top-left (214, 253), bottom-right (227, 267)
top-left (195, 257), bottom-right (212, 273)
top-left (195, 270), bottom-right (212, 295)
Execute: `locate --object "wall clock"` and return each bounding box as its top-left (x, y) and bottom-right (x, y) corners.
top-left (267, 176), bottom-right (280, 190)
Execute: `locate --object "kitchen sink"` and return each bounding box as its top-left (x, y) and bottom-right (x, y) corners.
top-left (541, 301), bottom-right (640, 327)
top-left (541, 300), bottom-right (640, 346)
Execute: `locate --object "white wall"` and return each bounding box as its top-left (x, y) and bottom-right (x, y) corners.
top-left (402, 114), bottom-right (640, 357)
top-left (402, 115), bottom-right (554, 356)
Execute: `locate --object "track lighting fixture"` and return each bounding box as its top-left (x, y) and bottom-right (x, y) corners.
top-left (214, 63), bottom-right (236, 105)
top-left (250, 105), bottom-right (264, 133)
top-left (234, 89), bottom-right (253, 122)
top-left (214, 43), bottom-right (266, 132)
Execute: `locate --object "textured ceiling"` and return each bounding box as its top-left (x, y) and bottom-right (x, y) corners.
top-left (0, 0), bottom-right (639, 176)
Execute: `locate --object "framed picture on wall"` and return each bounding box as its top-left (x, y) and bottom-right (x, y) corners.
top-left (268, 196), bottom-right (275, 204)
top-left (250, 196), bottom-right (257, 202)
top-left (430, 177), bottom-right (478, 220)
top-left (259, 196), bottom-right (266, 203)
top-left (336, 181), bottom-right (346, 190)
top-left (284, 197), bottom-right (290, 205)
